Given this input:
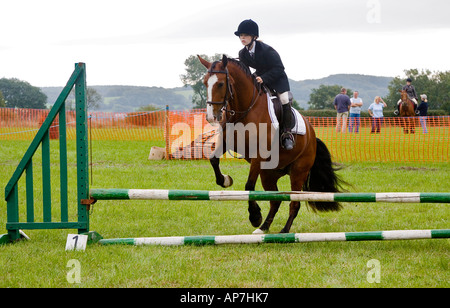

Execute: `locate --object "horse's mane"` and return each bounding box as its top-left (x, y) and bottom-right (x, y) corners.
top-left (226, 58), bottom-right (261, 90)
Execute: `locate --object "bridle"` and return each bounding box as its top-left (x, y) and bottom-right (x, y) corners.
top-left (206, 62), bottom-right (234, 113)
top-left (401, 92), bottom-right (411, 107)
top-left (206, 61), bottom-right (259, 123)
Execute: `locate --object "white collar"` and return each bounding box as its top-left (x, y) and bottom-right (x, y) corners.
top-left (247, 42), bottom-right (256, 54)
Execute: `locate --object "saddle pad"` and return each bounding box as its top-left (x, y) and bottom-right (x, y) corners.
top-left (267, 93), bottom-right (306, 135)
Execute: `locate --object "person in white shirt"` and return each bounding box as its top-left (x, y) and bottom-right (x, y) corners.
top-left (349, 91), bottom-right (363, 133)
top-left (368, 96), bottom-right (387, 133)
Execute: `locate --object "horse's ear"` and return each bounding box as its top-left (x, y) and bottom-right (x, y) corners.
top-left (222, 54), bottom-right (228, 69)
top-left (198, 55), bottom-right (211, 69)
top-left (398, 89), bottom-right (402, 93)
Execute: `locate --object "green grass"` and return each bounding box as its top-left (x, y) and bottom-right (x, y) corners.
top-left (0, 140), bottom-right (449, 287)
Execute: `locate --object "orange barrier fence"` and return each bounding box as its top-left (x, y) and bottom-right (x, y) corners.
top-left (1, 107), bottom-right (449, 162)
top-left (0, 107), bottom-right (165, 141)
top-left (165, 110), bottom-right (450, 163)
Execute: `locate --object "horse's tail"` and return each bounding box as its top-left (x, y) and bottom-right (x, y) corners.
top-left (303, 138), bottom-right (345, 212)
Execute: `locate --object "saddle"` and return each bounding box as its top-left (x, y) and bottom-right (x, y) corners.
top-left (265, 88), bottom-right (296, 131)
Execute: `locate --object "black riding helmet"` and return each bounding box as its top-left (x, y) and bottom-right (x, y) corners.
top-left (234, 19), bottom-right (259, 37)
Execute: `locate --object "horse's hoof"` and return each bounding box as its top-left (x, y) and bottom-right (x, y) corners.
top-left (252, 229), bottom-right (264, 234)
top-left (249, 214), bottom-right (262, 228)
top-left (222, 175), bottom-right (233, 188)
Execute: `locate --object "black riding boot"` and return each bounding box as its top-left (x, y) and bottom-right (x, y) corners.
top-left (394, 103), bottom-right (400, 115)
top-left (281, 104), bottom-right (295, 150)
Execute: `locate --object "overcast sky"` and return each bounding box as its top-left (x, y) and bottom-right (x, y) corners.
top-left (1, 0), bottom-right (450, 88)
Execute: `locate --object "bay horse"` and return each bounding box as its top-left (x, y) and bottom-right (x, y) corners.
top-left (198, 55), bottom-right (345, 234)
top-left (399, 89), bottom-right (416, 134)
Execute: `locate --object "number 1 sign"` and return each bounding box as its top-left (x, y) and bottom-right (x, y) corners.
top-left (65, 234), bottom-right (88, 251)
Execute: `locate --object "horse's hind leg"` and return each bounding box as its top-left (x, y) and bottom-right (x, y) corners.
top-left (254, 170), bottom-right (285, 234)
top-left (280, 168), bottom-right (310, 234)
top-left (246, 159), bottom-right (262, 228)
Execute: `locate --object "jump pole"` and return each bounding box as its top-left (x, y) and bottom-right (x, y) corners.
top-left (98, 229), bottom-right (450, 246)
top-left (89, 189), bottom-right (450, 203)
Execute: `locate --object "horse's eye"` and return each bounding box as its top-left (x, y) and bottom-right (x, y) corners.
top-left (218, 82), bottom-right (225, 88)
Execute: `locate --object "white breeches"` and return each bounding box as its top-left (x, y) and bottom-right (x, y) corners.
top-left (397, 98), bottom-right (418, 105)
top-left (279, 92), bottom-right (289, 105)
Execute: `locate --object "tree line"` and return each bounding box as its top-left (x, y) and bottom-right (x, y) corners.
top-left (2, 59), bottom-right (449, 114)
top-left (0, 77), bottom-right (102, 110)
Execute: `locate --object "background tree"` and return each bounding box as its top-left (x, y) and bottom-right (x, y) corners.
top-left (180, 54), bottom-right (222, 108)
top-left (0, 90), bottom-right (6, 107)
top-left (66, 87), bottom-right (103, 111)
top-left (136, 104), bottom-right (163, 112)
top-left (308, 84), bottom-right (353, 109)
top-left (434, 71), bottom-right (450, 112)
top-left (0, 78), bottom-right (47, 109)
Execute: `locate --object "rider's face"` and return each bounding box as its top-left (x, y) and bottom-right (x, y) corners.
top-left (239, 34), bottom-right (253, 46)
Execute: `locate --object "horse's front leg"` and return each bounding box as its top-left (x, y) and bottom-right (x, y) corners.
top-left (209, 135), bottom-right (233, 188)
top-left (246, 159), bottom-right (262, 228)
top-left (210, 156), bottom-right (233, 188)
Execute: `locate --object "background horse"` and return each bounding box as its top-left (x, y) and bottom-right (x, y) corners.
top-left (399, 89), bottom-right (416, 134)
top-left (198, 55), bottom-right (346, 234)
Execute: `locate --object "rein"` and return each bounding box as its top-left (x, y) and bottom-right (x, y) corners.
top-left (207, 63), bottom-right (260, 124)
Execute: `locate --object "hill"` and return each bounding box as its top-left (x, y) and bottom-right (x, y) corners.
top-left (289, 74), bottom-right (393, 110)
top-left (42, 85), bottom-right (193, 112)
top-left (41, 74), bottom-right (393, 112)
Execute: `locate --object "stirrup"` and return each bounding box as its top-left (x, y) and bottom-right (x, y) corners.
top-left (281, 131), bottom-right (295, 150)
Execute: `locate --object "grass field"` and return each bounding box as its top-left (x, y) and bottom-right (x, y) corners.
top-left (0, 140), bottom-right (449, 288)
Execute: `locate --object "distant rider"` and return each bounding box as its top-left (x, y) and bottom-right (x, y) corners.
top-left (394, 78), bottom-right (419, 115)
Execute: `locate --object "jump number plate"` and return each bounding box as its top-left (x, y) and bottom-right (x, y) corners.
top-left (65, 234), bottom-right (88, 251)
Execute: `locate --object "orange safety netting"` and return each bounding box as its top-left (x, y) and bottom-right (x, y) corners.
top-left (1, 107), bottom-right (449, 162)
top-left (165, 110), bottom-right (450, 163)
top-left (0, 107), bottom-right (165, 142)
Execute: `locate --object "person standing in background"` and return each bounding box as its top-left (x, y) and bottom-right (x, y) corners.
top-left (368, 96), bottom-right (387, 133)
top-left (349, 91), bottom-right (363, 133)
top-left (418, 94), bottom-right (429, 133)
top-left (334, 88), bottom-right (351, 133)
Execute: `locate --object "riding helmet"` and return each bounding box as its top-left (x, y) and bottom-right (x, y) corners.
top-left (234, 19), bottom-right (259, 37)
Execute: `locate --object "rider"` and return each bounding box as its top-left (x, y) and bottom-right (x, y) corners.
top-left (234, 19), bottom-right (294, 150)
top-left (394, 78), bottom-right (419, 115)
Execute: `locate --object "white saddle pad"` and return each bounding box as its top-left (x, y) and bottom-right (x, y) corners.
top-left (267, 93), bottom-right (306, 135)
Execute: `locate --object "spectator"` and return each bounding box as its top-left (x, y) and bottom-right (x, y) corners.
top-left (418, 94), bottom-right (429, 133)
top-left (334, 88), bottom-right (351, 133)
top-left (368, 96), bottom-right (387, 133)
top-left (349, 91), bottom-right (363, 133)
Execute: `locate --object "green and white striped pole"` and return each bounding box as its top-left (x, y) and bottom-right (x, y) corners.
top-left (98, 229), bottom-right (450, 246)
top-left (90, 189), bottom-right (450, 203)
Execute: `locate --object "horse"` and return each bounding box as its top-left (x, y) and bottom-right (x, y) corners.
top-left (198, 54), bottom-right (345, 234)
top-left (399, 89), bottom-right (416, 134)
